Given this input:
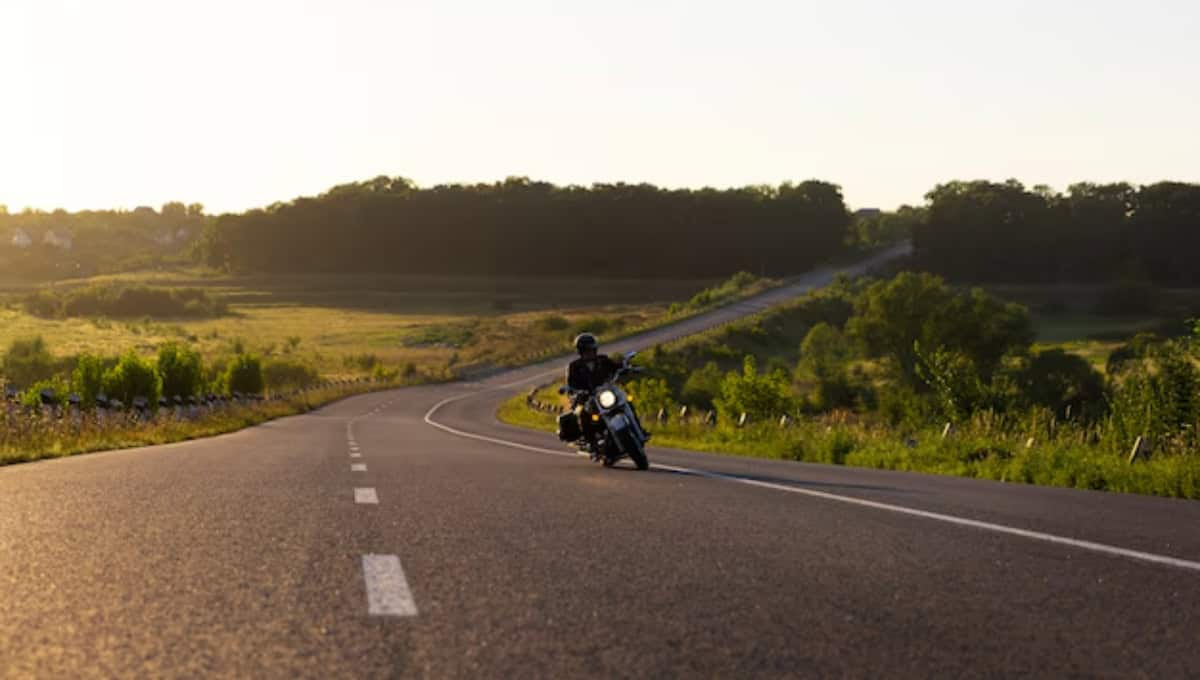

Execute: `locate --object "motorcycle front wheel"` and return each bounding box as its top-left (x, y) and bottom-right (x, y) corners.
top-left (619, 430), bottom-right (649, 470)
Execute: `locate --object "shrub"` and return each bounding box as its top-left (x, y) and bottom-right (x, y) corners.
top-left (684, 271), bottom-right (763, 311)
top-left (224, 354), bottom-right (264, 395)
top-left (263, 358), bottom-right (320, 392)
top-left (21, 377), bottom-right (70, 408)
top-left (205, 356), bottom-right (230, 392)
top-left (627, 377), bottom-right (676, 419)
top-left (23, 284), bottom-right (227, 319)
top-left (797, 323), bottom-right (859, 411)
top-left (876, 385), bottom-right (935, 428)
top-left (1106, 339), bottom-right (1199, 453)
top-left (680, 361), bottom-right (723, 409)
top-left (157, 343), bottom-right (204, 399)
top-left (1016, 349), bottom-right (1106, 419)
top-left (71, 354), bottom-right (108, 407)
top-left (371, 363), bottom-right (399, 382)
top-left (1152, 343), bottom-right (1200, 445)
top-left (2, 337), bottom-right (57, 387)
top-left (714, 356), bottom-right (794, 422)
top-left (102, 352), bottom-right (163, 406)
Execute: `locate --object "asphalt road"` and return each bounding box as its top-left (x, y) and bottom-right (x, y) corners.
top-left (4, 245), bottom-right (1200, 679)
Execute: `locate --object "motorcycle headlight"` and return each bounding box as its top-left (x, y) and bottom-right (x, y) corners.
top-left (597, 390), bottom-right (618, 409)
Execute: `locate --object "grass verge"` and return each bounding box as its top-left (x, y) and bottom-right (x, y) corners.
top-left (1, 382), bottom-right (394, 466)
top-left (498, 390), bottom-right (1200, 500)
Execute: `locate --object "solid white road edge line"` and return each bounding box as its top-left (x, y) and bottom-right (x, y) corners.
top-left (362, 554), bottom-right (417, 616)
top-left (355, 487), bottom-right (379, 504)
top-left (423, 393), bottom-right (1200, 574)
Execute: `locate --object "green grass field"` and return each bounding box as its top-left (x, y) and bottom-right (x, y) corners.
top-left (0, 269), bottom-right (784, 465)
top-left (498, 388), bottom-right (1200, 500)
top-left (494, 281), bottom-right (1200, 500)
top-left (0, 269), bottom-right (762, 379)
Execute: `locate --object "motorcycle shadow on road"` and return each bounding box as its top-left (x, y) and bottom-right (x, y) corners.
top-left (626, 463), bottom-right (908, 496)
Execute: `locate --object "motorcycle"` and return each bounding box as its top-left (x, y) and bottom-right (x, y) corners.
top-left (556, 351), bottom-right (650, 470)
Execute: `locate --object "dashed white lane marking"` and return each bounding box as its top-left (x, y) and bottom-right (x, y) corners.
top-left (362, 554), bottom-right (418, 616)
top-left (351, 463), bottom-right (367, 472)
top-left (350, 452), bottom-right (362, 458)
top-left (355, 487), bottom-right (379, 504)
top-left (424, 395), bottom-right (1200, 574)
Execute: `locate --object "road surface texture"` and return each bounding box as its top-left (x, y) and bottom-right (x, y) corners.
top-left (4, 245), bottom-right (1199, 678)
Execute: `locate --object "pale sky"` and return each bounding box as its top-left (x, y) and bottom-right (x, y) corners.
top-left (1, 0), bottom-right (1197, 214)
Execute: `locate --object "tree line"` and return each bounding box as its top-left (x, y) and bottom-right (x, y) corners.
top-left (195, 177), bottom-right (852, 278)
top-left (915, 180), bottom-right (1200, 285)
top-left (0, 202), bottom-right (207, 279)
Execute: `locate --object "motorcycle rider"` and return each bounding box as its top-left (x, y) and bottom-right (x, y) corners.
top-left (567, 332), bottom-right (619, 395)
top-left (566, 333), bottom-right (649, 449)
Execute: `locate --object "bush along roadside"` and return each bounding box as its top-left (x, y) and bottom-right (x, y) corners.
top-left (0, 333), bottom-right (438, 466)
top-left (501, 387), bottom-right (1200, 500)
top-left (0, 377), bottom-right (399, 466)
top-left (497, 269), bottom-right (1200, 501)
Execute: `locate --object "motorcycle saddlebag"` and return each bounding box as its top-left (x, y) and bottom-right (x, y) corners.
top-left (557, 411), bottom-right (582, 442)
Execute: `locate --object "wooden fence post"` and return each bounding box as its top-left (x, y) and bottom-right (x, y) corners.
top-left (1128, 436), bottom-right (1145, 464)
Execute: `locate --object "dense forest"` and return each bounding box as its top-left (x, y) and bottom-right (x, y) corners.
top-left (915, 180), bottom-right (1200, 285)
top-left (194, 177), bottom-right (852, 278)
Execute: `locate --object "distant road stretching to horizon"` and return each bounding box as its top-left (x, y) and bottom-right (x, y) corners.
top-left (4, 243), bottom-right (1199, 678)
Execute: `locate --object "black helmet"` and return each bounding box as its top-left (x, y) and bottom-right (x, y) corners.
top-left (574, 332), bottom-right (598, 354)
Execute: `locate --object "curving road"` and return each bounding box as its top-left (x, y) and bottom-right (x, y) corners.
top-left (3, 245), bottom-right (1200, 678)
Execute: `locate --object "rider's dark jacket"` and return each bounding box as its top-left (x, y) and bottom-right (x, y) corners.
top-left (567, 355), bottom-right (619, 394)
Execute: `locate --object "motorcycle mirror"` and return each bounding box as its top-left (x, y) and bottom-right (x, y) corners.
top-left (557, 386), bottom-right (568, 395)
top-left (626, 351), bottom-right (638, 360)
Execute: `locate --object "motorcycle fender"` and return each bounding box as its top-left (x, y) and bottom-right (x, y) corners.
top-left (607, 413), bottom-right (629, 431)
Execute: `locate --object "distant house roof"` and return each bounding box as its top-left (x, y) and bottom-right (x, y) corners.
top-left (853, 208), bottom-right (882, 219)
top-left (43, 230), bottom-right (73, 251)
